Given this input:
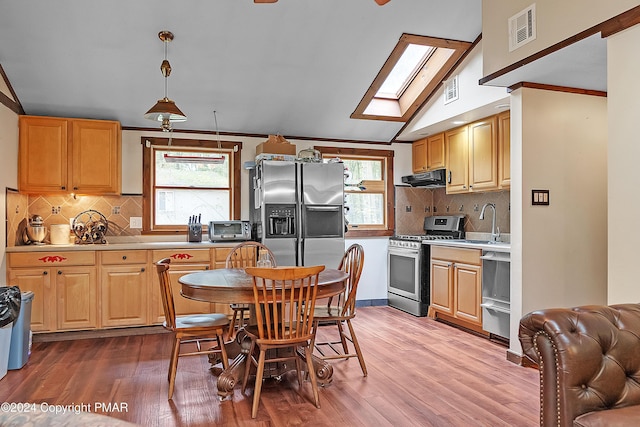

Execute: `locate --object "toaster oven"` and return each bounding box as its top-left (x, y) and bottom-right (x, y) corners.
top-left (208, 220), bottom-right (251, 242)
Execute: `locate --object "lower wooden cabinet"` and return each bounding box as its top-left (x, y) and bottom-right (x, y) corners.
top-left (430, 246), bottom-right (483, 331)
top-left (8, 267), bottom-right (54, 332)
top-left (151, 249), bottom-right (215, 323)
top-left (100, 250), bottom-right (149, 327)
top-left (6, 244), bottom-right (239, 334)
top-left (56, 266), bottom-right (98, 330)
top-left (7, 251), bottom-right (98, 332)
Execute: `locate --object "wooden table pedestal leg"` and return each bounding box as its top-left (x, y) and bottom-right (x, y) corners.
top-left (215, 333), bottom-right (251, 399)
top-left (297, 347), bottom-right (334, 386)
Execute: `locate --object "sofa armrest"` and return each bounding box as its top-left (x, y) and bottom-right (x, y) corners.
top-left (519, 304), bottom-right (640, 427)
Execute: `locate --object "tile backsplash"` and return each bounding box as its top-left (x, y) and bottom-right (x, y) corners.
top-left (394, 186), bottom-right (510, 236)
top-left (6, 189), bottom-right (142, 247)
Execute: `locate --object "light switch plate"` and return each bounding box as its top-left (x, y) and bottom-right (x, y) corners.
top-left (532, 189), bottom-right (550, 206)
top-left (130, 217), bottom-right (143, 229)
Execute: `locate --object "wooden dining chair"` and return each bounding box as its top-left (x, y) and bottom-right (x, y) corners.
top-left (225, 241), bottom-right (278, 339)
top-left (310, 244), bottom-right (367, 376)
top-left (241, 265), bottom-right (325, 418)
top-left (155, 258), bottom-right (230, 399)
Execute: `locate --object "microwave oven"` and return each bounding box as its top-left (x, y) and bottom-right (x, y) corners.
top-left (208, 221), bottom-right (251, 242)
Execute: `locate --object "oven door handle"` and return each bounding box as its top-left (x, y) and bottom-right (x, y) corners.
top-left (388, 247), bottom-right (420, 256)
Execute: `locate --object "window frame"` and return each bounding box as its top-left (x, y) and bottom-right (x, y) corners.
top-left (316, 146), bottom-right (394, 238)
top-left (141, 137), bottom-right (242, 234)
top-left (351, 34), bottom-right (471, 122)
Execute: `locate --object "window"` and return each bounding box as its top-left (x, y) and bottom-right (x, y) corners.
top-left (351, 34), bottom-right (471, 122)
top-left (316, 146), bottom-right (394, 237)
top-left (142, 137), bottom-right (242, 233)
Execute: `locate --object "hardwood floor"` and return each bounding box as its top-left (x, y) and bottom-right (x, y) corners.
top-left (0, 306), bottom-right (540, 426)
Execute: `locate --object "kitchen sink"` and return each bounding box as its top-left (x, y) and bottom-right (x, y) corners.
top-left (450, 239), bottom-right (509, 246)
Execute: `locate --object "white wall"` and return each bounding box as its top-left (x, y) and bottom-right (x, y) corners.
top-left (402, 40), bottom-right (510, 139)
top-left (482, 0), bottom-right (638, 78)
top-left (607, 24), bottom-right (640, 304)
top-left (346, 238), bottom-right (388, 301)
top-left (0, 96), bottom-right (19, 280)
top-left (510, 87), bottom-right (608, 354)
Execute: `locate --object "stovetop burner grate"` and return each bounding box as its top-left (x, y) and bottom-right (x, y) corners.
top-left (391, 234), bottom-right (459, 241)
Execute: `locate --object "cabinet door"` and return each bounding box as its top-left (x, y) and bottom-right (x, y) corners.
top-left (71, 119), bottom-right (121, 194)
top-left (468, 117), bottom-right (498, 192)
top-left (8, 268), bottom-right (54, 332)
top-left (412, 138), bottom-right (428, 173)
top-left (151, 264), bottom-right (214, 323)
top-left (56, 267), bottom-right (98, 330)
top-left (430, 259), bottom-right (453, 315)
top-left (454, 263), bottom-right (482, 325)
top-left (426, 133), bottom-right (445, 170)
top-left (211, 247), bottom-right (234, 315)
top-left (498, 111), bottom-right (511, 189)
top-left (18, 116), bottom-right (69, 193)
top-left (212, 247), bottom-right (233, 270)
top-left (101, 265), bottom-right (148, 327)
top-left (445, 126), bottom-right (469, 193)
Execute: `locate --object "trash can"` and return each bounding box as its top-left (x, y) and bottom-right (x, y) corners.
top-left (8, 291), bottom-right (34, 370)
top-left (1, 285), bottom-right (21, 380)
top-left (0, 322), bottom-right (12, 380)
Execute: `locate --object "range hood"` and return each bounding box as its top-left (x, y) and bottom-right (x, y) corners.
top-left (401, 169), bottom-right (446, 187)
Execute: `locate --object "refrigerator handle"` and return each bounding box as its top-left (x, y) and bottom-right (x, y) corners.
top-left (305, 205), bottom-right (341, 212)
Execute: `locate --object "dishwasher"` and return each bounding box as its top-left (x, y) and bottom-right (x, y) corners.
top-left (480, 250), bottom-right (510, 340)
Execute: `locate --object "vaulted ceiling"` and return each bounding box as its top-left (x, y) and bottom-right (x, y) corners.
top-left (0, 1), bottom-right (482, 143)
top-left (0, 1), bottom-right (608, 144)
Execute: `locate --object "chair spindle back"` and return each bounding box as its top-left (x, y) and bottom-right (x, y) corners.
top-left (245, 265), bottom-right (325, 342)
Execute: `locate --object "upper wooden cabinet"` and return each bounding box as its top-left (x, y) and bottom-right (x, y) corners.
top-left (412, 138), bottom-right (427, 173)
top-left (444, 126), bottom-right (469, 193)
top-left (19, 115), bottom-right (121, 195)
top-left (497, 111), bottom-right (511, 189)
top-left (468, 116), bottom-right (498, 192)
top-left (445, 114), bottom-right (503, 194)
top-left (412, 132), bottom-right (445, 173)
top-left (426, 133), bottom-right (445, 170)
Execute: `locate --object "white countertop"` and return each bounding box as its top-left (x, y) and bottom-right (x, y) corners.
top-left (6, 240), bottom-right (240, 253)
top-left (425, 239), bottom-right (511, 253)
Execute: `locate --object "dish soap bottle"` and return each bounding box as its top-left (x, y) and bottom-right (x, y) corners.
top-left (256, 249), bottom-right (272, 267)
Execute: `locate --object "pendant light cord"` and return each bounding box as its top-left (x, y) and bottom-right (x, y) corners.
top-left (214, 110), bottom-right (221, 149)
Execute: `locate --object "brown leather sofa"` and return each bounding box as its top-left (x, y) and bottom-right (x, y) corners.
top-left (519, 304), bottom-right (640, 427)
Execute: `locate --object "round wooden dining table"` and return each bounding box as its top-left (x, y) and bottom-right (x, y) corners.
top-left (178, 267), bottom-right (349, 398)
top-left (180, 267), bottom-right (348, 303)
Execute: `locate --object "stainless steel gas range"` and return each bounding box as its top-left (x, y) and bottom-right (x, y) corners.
top-left (387, 215), bottom-right (465, 316)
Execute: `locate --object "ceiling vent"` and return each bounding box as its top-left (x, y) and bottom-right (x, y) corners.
top-left (508, 4), bottom-right (536, 52)
top-left (443, 75), bottom-right (459, 104)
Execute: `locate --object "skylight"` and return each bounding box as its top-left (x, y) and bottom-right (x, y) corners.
top-left (351, 34), bottom-right (471, 123)
top-left (376, 44), bottom-right (434, 100)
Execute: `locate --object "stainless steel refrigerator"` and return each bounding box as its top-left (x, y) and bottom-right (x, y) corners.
top-left (250, 160), bottom-right (345, 268)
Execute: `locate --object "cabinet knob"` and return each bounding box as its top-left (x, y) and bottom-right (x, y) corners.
top-left (57, 270), bottom-right (62, 275)
top-left (122, 256), bottom-right (127, 260)
top-left (141, 268), bottom-right (145, 272)
top-left (73, 187), bottom-right (78, 191)
top-left (61, 186), bottom-right (66, 190)
top-left (43, 271), bottom-right (48, 275)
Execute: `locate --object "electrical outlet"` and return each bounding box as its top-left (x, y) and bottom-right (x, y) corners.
top-left (130, 217), bottom-right (143, 229)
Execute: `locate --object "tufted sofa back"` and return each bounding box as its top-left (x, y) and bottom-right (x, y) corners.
top-left (519, 304), bottom-right (640, 427)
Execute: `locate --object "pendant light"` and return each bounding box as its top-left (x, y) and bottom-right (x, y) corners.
top-left (144, 31), bottom-right (187, 132)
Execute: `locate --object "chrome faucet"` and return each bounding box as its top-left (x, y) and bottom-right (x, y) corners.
top-left (479, 203), bottom-right (500, 243)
